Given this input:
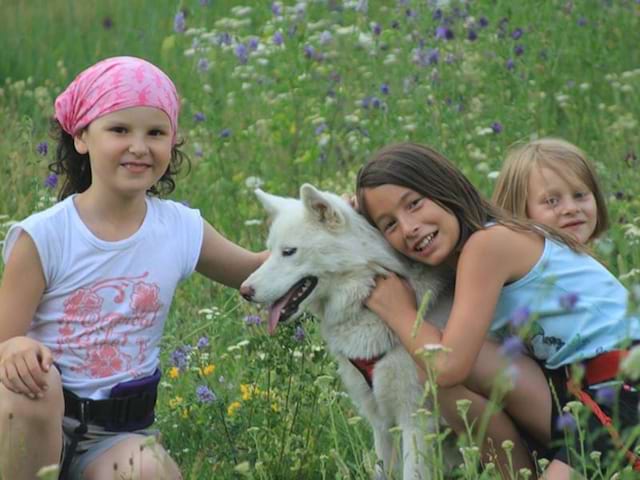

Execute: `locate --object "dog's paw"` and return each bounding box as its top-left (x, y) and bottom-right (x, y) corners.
top-left (373, 460), bottom-right (387, 480)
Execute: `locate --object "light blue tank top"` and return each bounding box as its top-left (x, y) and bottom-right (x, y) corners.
top-left (490, 238), bottom-right (640, 369)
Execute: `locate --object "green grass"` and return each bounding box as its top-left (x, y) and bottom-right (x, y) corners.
top-left (1, 0), bottom-right (640, 478)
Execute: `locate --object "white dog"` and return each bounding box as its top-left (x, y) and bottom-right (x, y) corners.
top-left (240, 184), bottom-right (455, 480)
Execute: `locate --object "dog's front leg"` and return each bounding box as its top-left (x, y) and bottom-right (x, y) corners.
top-left (372, 422), bottom-right (394, 479)
top-left (401, 424), bottom-right (428, 480)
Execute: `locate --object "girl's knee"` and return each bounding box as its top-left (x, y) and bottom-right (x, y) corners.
top-left (0, 368), bottom-right (64, 422)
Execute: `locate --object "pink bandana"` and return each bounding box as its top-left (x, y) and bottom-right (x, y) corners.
top-left (54, 56), bottom-right (180, 144)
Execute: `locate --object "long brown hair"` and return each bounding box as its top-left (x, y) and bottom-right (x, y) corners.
top-left (356, 142), bottom-right (585, 253)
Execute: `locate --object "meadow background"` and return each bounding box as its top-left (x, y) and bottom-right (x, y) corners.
top-left (1, 0), bottom-right (640, 478)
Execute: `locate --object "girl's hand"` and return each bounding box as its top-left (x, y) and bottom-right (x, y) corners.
top-left (365, 272), bottom-right (418, 323)
top-left (0, 336), bottom-right (53, 398)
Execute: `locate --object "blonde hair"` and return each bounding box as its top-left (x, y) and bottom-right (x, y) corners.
top-left (492, 138), bottom-right (609, 240)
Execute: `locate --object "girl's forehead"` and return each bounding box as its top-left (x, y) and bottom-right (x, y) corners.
top-left (95, 106), bottom-right (172, 125)
top-left (533, 164), bottom-right (589, 191)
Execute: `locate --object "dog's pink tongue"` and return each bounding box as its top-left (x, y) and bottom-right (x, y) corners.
top-left (268, 297), bottom-right (288, 335)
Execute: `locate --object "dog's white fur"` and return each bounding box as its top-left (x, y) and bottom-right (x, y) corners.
top-left (241, 184), bottom-right (455, 479)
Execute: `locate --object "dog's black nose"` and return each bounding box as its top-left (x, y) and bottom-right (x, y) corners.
top-left (240, 285), bottom-right (255, 301)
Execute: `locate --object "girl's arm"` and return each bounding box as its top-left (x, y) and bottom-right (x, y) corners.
top-left (196, 220), bottom-right (268, 289)
top-left (0, 232), bottom-right (51, 396)
top-left (367, 226), bottom-right (541, 387)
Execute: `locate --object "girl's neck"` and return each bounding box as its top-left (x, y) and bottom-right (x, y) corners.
top-left (74, 188), bottom-right (149, 242)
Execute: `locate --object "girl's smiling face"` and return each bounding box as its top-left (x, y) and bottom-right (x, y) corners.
top-left (363, 184), bottom-right (460, 266)
top-left (526, 166), bottom-right (598, 244)
top-left (74, 106), bottom-right (173, 199)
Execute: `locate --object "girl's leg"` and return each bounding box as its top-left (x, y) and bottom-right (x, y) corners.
top-left (83, 434), bottom-right (182, 480)
top-left (0, 367), bottom-right (65, 480)
top-left (438, 383), bottom-right (535, 476)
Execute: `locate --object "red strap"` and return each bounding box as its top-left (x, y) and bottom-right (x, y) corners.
top-left (585, 350), bottom-right (629, 386)
top-left (349, 355), bottom-right (384, 388)
top-left (566, 379), bottom-right (640, 470)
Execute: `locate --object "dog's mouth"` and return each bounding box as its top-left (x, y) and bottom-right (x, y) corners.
top-left (267, 276), bottom-right (318, 335)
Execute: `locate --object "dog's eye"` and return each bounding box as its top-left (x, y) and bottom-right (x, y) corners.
top-left (282, 247), bottom-right (297, 257)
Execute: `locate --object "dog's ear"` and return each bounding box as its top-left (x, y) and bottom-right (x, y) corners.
top-left (300, 183), bottom-right (345, 229)
top-left (255, 189), bottom-right (289, 218)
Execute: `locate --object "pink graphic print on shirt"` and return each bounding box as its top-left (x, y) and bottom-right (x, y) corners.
top-left (56, 272), bottom-right (162, 378)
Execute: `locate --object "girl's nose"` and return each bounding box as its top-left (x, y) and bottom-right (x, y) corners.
top-left (128, 138), bottom-right (149, 156)
top-left (560, 199), bottom-right (579, 215)
top-left (400, 218), bottom-right (419, 238)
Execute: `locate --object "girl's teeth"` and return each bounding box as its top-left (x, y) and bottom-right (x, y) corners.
top-left (417, 233), bottom-right (435, 251)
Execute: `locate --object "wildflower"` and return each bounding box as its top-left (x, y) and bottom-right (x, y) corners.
top-left (500, 336), bottom-right (524, 358)
top-left (509, 306), bottom-right (530, 328)
top-left (235, 44), bottom-right (248, 64)
top-left (196, 385), bottom-right (216, 403)
top-left (102, 17), bottom-right (113, 30)
top-left (559, 292), bottom-right (578, 310)
top-left (240, 384), bottom-right (254, 401)
top-left (303, 45), bottom-right (315, 59)
top-left (380, 83), bottom-right (389, 95)
top-left (319, 30), bottom-right (333, 45)
top-left (193, 112), bottom-right (205, 122)
top-left (201, 364), bottom-right (216, 377)
top-left (244, 176), bottom-right (264, 189)
top-left (467, 29), bottom-right (478, 41)
top-left (197, 58), bottom-right (209, 72)
top-left (511, 28), bottom-right (523, 40)
top-left (194, 145), bottom-right (203, 158)
top-left (479, 16), bottom-right (489, 28)
top-left (555, 412), bottom-right (576, 431)
top-left (227, 400), bottom-right (241, 416)
top-left (168, 366), bottom-right (180, 379)
top-left (514, 44), bottom-right (525, 56)
top-left (219, 128), bottom-right (232, 138)
top-left (491, 122), bottom-right (503, 134)
top-left (174, 11), bottom-right (186, 33)
top-left (170, 345), bottom-right (190, 371)
top-left (594, 386), bottom-right (616, 406)
top-left (36, 141), bottom-right (48, 156)
top-left (435, 26), bottom-right (454, 41)
top-left (271, 2), bottom-right (282, 16)
top-left (196, 336), bottom-right (209, 349)
top-left (169, 396), bottom-right (184, 409)
top-left (577, 17), bottom-right (587, 27)
top-left (247, 37), bottom-right (259, 51)
top-left (272, 31), bottom-right (284, 46)
top-left (505, 58), bottom-right (515, 70)
top-left (244, 314), bottom-right (262, 326)
top-left (371, 22), bottom-right (381, 36)
top-left (43, 174), bottom-right (58, 189)
top-left (293, 326), bottom-right (305, 342)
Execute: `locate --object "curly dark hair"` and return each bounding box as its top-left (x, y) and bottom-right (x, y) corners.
top-left (48, 119), bottom-right (190, 201)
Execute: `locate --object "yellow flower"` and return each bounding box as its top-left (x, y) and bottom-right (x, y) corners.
top-left (169, 396), bottom-right (184, 409)
top-left (271, 402), bottom-right (280, 413)
top-left (200, 364), bottom-right (216, 377)
top-left (168, 367), bottom-right (180, 379)
top-left (240, 383), bottom-right (262, 401)
top-left (180, 407), bottom-right (191, 419)
top-left (227, 401), bottom-right (241, 417)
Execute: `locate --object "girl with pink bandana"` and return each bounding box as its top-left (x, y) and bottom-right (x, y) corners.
top-left (0, 57), bottom-right (267, 479)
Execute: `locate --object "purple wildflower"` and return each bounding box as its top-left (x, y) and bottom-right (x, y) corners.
top-left (197, 336), bottom-right (210, 349)
top-left (479, 16), bottom-right (489, 28)
top-left (293, 326), bottom-right (305, 342)
top-left (577, 17), bottom-right (587, 27)
top-left (432, 9), bottom-right (443, 21)
top-left (193, 112), bottom-right (205, 122)
top-left (467, 29), bottom-right (478, 41)
top-left (371, 22), bottom-right (382, 36)
top-left (248, 37), bottom-right (259, 51)
top-left (559, 292), bottom-right (579, 310)
top-left (102, 17), bottom-right (113, 30)
top-left (435, 26), bottom-right (454, 40)
top-left (500, 336), bottom-right (525, 358)
top-left (197, 58), bottom-right (209, 72)
top-left (555, 412), bottom-right (576, 431)
top-left (514, 44), bottom-right (524, 56)
top-left (511, 28), bottom-right (523, 40)
top-left (491, 122), bottom-right (503, 134)
top-left (595, 386), bottom-right (616, 406)
top-left (272, 31), bottom-right (284, 46)
top-left (314, 123), bottom-right (327, 135)
top-left (170, 346), bottom-right (190, 371)
top-left (174, 11), bottom-right (186, 33)
top-left (319, 30), bottom-right (333, 45)
top-left (43, 174), bottom-right (58, 189)
top-left (380, 83), bottom-right (390, 95)
top-left (244, 314), bottom-right (262, 326)
top-left (218, 32), bottom-right (232, 46)
top-left (196, 385), bottom-right (216, 403)
top-left (235, 43), bottom-right (249, 64)
top-left (303, 44), bottom-right (315, 59)
top-left (36, 141), bottom-right (48, 156)
top-left (219, 128), bottom-right (232, 138)
top-left (505, 58), bottom-right (515, 70)
top-left (509, 306), bottom-right (530, 328)
top-left (271, 2), bottom-right (282, 16)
